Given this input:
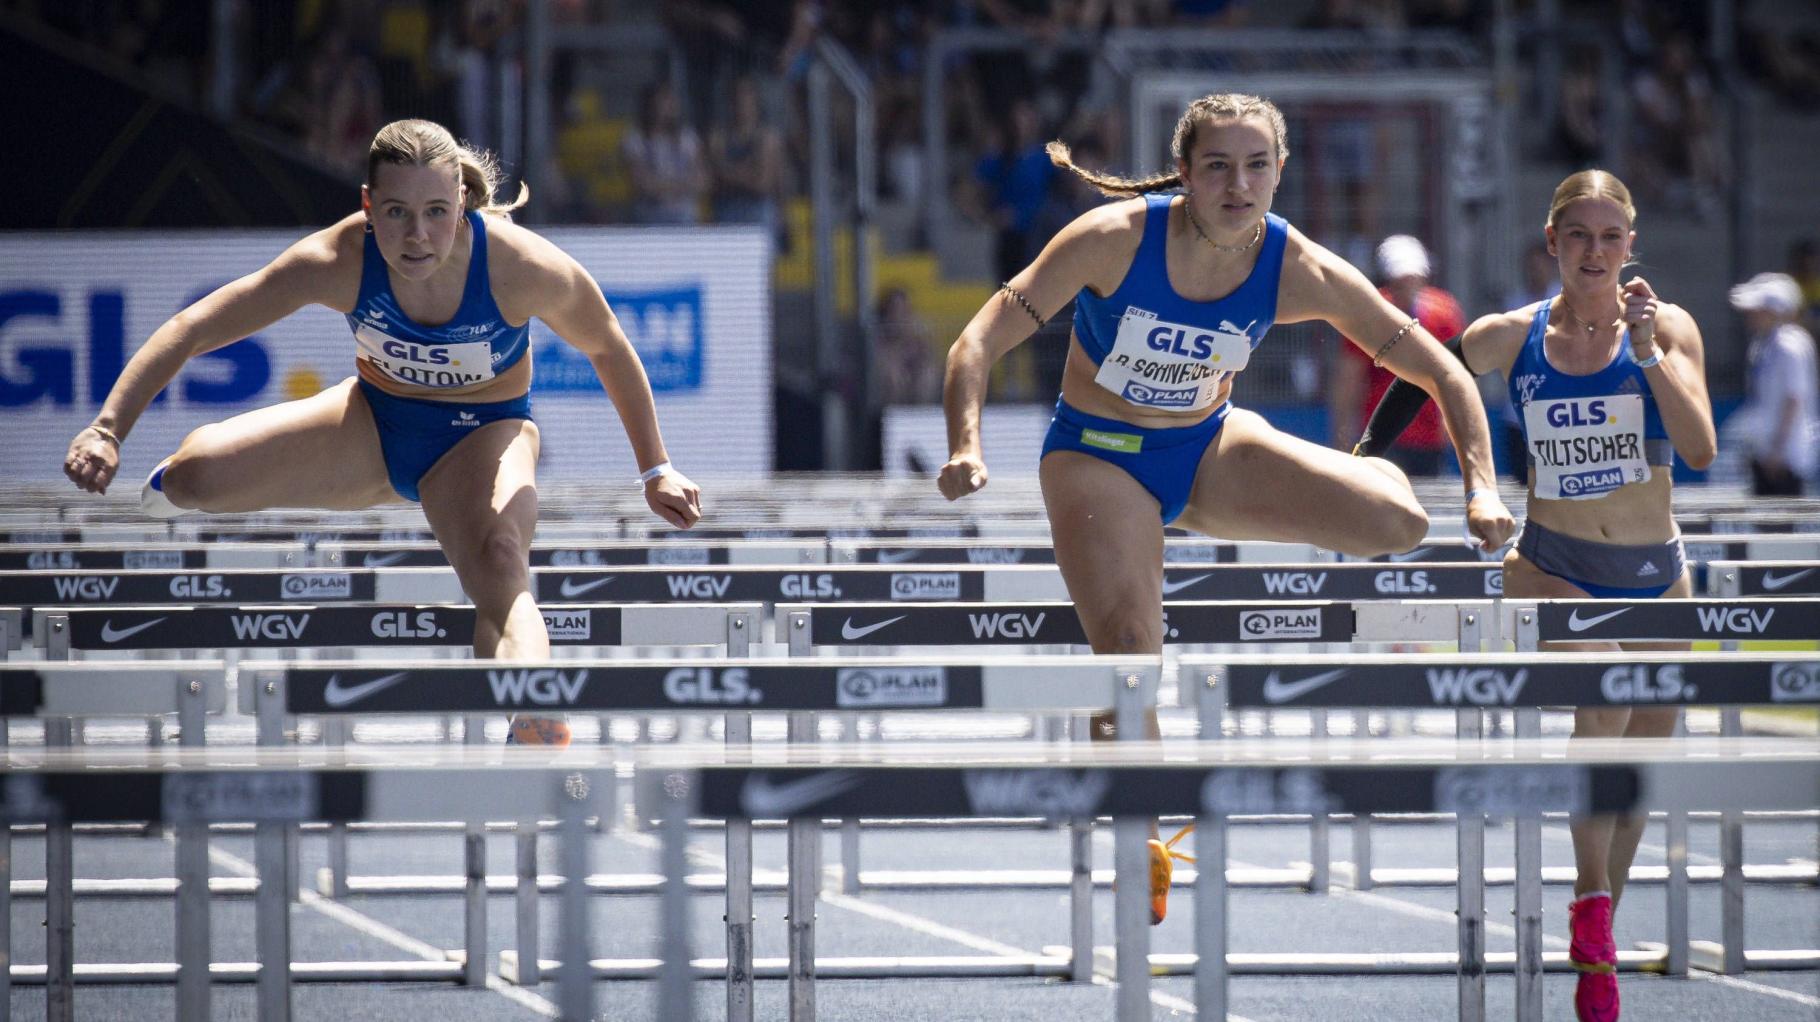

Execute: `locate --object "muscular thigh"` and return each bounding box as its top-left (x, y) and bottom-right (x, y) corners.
top-left (418, 418), bottom-right (542, 577)
top-left (174, 377), bottom-right (398, 510)
top-left (1173, 407), bottom-right (1419, 552)
top-left (1040, 451), bottom-right (1164, 653)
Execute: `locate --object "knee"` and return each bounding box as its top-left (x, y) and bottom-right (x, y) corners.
top-left (1086, 614), bottom-right (1161, 655)
top-left (461, 523), bottom-right (533, 597)
top-left (1348, 488), bottom-right (1429, 557)
top-left (156, 431), bottom-right (226, 511)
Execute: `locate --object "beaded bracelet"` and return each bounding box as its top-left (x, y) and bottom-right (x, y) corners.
top-left (86, 424), bottom-right (121, 447)
top-left (1371, 319), bottom-right (1420, 367)
top-left (998, 283), bottom-right (1045, 327)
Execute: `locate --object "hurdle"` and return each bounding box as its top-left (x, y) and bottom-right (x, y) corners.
top-left (0, 662), bottom-right (227, 1022)
top-left (1193, 649), bottom-right (1820, 1022)
top-left (237, 654), bottom-right (1159, 1016)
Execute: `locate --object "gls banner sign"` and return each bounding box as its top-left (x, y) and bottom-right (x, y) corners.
top-left (533, 286), bottom-right (703, 393)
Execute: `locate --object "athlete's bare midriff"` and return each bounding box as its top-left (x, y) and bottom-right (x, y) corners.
top-left (1058, 335), bottom-right (1234, 430)
top-left (1524, 471), bottom-right (1676, 545)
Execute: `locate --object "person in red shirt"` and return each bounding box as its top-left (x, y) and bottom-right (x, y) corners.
top-left (1330, 235), bottom-right (1466, 475)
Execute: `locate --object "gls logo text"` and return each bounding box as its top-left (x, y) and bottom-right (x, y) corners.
top-left (1426, 668), bottom-right (1529, 705)
top-left (487, 669), bottom-right (589, 706)
top-left (1600, 665), bottom-right (1694, 703)
top-left (1376, 570), bottom-right (1436, 595)
top-left (371, 611), bottom-right (446, 639)
top-left (171, 575), bottom-right (231, 598)
top-left (0, 288), bottom-right (268, 407)
top-left (663, 667), bottom-right (762, 705)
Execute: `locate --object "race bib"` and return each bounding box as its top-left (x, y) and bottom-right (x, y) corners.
top-left (355, 324), bottom-right (496, 389)
top-left (1523, 394), bottom-right (1651, 500)
top-left (1093, 306), bottom-right (1254, 411)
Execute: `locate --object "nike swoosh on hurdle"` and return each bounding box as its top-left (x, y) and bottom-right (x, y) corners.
top-left (875, 549), bottom-right (923, 564)
top-left (1261, 668), bottom-right (1351, 704)
top-left (322, 671), bottom-right (412, 708)
top-left (740, 771), bottom-right (864, 818)
top-left (1161, 573), bottom-right (1212, 595)
top-left (362, 551), bottom-right (411, 567)
top-left (1567, 607), bottom-right (1632, 632)
top-left (99, 617), bottom-right (168, 643)
top-left (558, 576), bottom-right (616, 598)
top-left (1761, 569), bottom-right (1816, 592)
top-left (841, 615), bottom-right (907, 640)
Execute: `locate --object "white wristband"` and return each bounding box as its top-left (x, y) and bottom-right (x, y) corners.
top-left (1466, 487), bottom-right (1498, 505)
top-left (639, 461), bottom-right (673, 485)
top-left (1631, 347), bottom-right (1662, 369)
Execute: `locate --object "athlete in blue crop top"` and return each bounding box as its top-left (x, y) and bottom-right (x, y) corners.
top-left (938, 93), bottom-right (1515, 926)
top-left (63, 119), bottom-right (703, 748)
top-left (1361, 169), bottom-right (1715, 1022)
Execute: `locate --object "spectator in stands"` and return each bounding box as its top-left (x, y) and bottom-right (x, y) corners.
top-left (874, 288), bottom-right (942, 405)
top-left (709, 76), bottom-right (786, 233)
top-left (970, 98), bottom-right (1057, 284)
top-left (1629, 32), bottom-right (1726, 216)
top-left (1731, 272), bottom-right (1818, 495)
top-left (1556, 45), bottom-right (1604, 166)
top-left (622, 80), bottom-right (709, 225)
top-left (1331, 235), bottom-right (1466, 475)
top-left (305, 27), bottom-right (386, 176)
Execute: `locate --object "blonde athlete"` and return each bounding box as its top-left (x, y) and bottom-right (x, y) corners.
top-left (940, 94), bottom-right (1515, 924)
top-left (62, 119), bottom-right (702, 746)
top-left (1360, 170), bottom-right (1715, 1021)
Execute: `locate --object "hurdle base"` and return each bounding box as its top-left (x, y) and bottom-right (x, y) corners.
top-left (1057, 946), bottom-right (1675, 977)
top-left (497, 950), bottom-right (1072, 984)
top-left (1636, 941), bottom-right (1820, 972)
top-left (6, 961), bottom-right (465, 984)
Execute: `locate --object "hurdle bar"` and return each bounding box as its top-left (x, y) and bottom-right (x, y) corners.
top-left (241, 654), bottom-right (1159, 1013)
top-left (1705, 560), bottom-right (1820, 597)
top-left (0, 663), bottom-right (227, 1022)
top-left (1194, 650), bottom-right (1820, 1022)
top-left (657, 738), bottom-right (1820, 1022)
top-left (314, 537), bottom-right (831, 569)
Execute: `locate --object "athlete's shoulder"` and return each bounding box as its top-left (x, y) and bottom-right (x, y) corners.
top-left (1065, 195), bottom-right (1149, 245)
top-left (1465, 304), bottom-right (1538, 344)
top-left (287, 214), bottom-right (363, 270)
top-left (478, 214), bottom-right (579, 289)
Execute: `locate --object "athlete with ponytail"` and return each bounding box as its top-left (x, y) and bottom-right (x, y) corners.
top-left (1356, 169), bottom-right (1715, 1021)
top-left (939, 94), bottom-right (1515, 924)
top-left (62, 119), bottom-right (702, 746)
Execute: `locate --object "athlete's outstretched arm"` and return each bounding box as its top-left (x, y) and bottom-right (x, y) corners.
top-left (64, 228), bottom-right (344, 494)
top-left (1622, 279), bottom-right (1716, 469)
top-left (940, 205), bottom-right (1122, 499)
top-left (536, 247), bottom-right (702, 528)
top-left (1287, 242), bottom-right (1514, 548)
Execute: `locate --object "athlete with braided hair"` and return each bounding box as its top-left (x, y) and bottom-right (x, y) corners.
top-left (940, 93), bottom-right (1515, 924)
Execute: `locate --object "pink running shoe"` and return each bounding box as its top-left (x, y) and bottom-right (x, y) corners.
top-left (1568, 893), bottom-right (1620, 1022)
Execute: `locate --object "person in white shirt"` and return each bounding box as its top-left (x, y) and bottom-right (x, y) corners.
top-left (1731, 272), bottom-right (1818, 495)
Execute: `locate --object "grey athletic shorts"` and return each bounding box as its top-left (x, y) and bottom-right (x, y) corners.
top-left (1515, 520), bottom-right (1685, 597)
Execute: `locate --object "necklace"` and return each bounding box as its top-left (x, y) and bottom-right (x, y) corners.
top-left (1561, 296), bottom-right (1621, 338)
top-left (1183, 200), bottom-right (1263, 254)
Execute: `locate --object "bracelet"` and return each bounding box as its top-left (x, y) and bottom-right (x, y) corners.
top-left (86, 424), bottom-right (121, 448)
top-left (1371, 319), bottom-right (1420, 367)
top-left (1631, 347), bottom-right (1662, 369)
top-left (1466, 487), bottom-right (1498, 505)
top-left (638, 461), bottom-right (673, 485)
top-left (998, 283), bottom-right (1045, 327)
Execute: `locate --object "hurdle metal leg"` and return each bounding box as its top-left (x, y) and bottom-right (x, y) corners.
top-left (1719, 707), bottom-right (1745, 974)
top-left (1456, 608), bottom-right (1486, 1022)
top-left (1112, 668), bottom-right (1150, 1022)
top-left (515, 822), bottom-right (540, 985)
top-left (324, 718), bottom-right (350, 898)
top-left (1195, 667), bottom-right (1229, 1018)
top-left (1351, 709), bottom-right (1373, 890)
top-left (462, 715), bottom-right (487, 986)
top-left (839, 714), bottom-right (861, 895)
top-left (725, 712), bottom-right (755, 1022)
top-left (1069, 715), bottom-right (1092, 984)
top-left (1309, 707), bottom-right (1330, 894)
top-left (44, 718), bottom-right (74, 1022)
top-left (1666, 715), bottom-right (1690, 977)
top-left (0, 719), bottom-right (9, 1022)
top-left (1513, 708), bottom-right (1544, 1022)
top-left (658, 768), bottom-right (692, 1022)
top-left (253, 672), bottom-right (292, 1022)
top-left (557, 774), bottom-right (595, 1022)
top-left (786, 711), bottom-right (818, 1021)
top-left (176, 678), bottom-right (211, 1022)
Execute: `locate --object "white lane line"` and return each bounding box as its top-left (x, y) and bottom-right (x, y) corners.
top-left (199, 839), bottom-right (558, 1018)
top-left (618, 828), bottom-right (1252, 1021)
top-left (1692, 972), bottom-right (1820, 1008)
